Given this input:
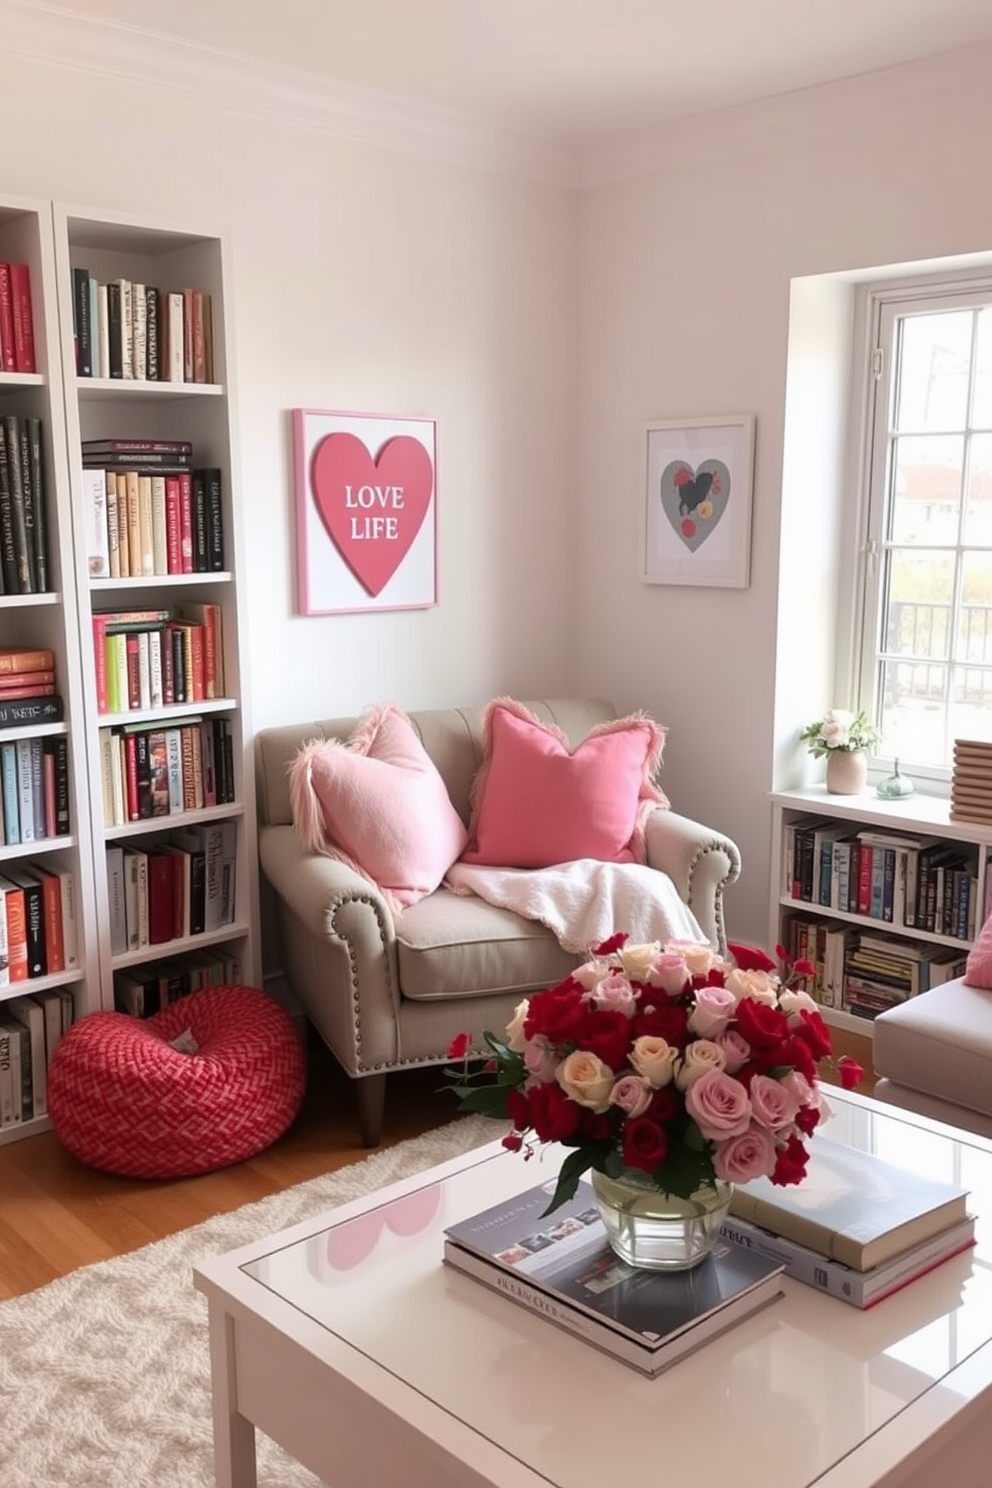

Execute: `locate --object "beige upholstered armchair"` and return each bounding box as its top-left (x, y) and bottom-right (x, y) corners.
top-left (255, 699), bottom-right (742, 1144)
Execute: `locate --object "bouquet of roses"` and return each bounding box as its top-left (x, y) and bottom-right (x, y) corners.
top-left (446, 934), bottom-right (863, 1214)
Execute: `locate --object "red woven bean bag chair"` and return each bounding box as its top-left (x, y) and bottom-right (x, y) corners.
top-left (48, 985), bottom-right (307, 1179)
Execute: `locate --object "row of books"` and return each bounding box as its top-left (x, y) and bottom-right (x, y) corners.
top-left (0, 262), bottom-right (36, 375)
top-left (71, 270), bottom-right (214, 383)
top-left (92, 603), bottom-right (225, 715)
top-left (0, 988), bottom-right (73, 1127)
top-left (0, 862), bottom-right (78, 984)
top-left (0, 735), bottom-right (71, 845)
top-left (782, 913), bottom-right (968, 1017)
top-left (84, 459), bottom-right (225, 579)
top-left (113, 945), bottom-right (243, 1019)
top-left (0, 413), bottom-right (49, 595)
top-left (107, 820), bottom-right (236, 955)
top-left (443, 1138), bottom-right (974, 1372)
top-left (786, 818), bottom-right (982, 941)
top-left (99, 715), bottom-right (236, 827)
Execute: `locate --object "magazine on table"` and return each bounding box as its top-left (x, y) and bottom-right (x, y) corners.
top-left (443, 1177), bottom-right (784, 1377)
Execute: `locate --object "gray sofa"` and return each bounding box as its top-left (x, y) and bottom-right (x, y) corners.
top-left (255, 698), bottom-right (742, 1144)
top-left (872, 975), bottom-right (992, 1140)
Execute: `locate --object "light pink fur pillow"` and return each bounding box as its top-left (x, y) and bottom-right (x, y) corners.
top-left (289, 703), bottom-right (468, 913)
top-left (460, 697), bottom-right (668, 869)
top-left (965, 910), bottom-right (992, 988)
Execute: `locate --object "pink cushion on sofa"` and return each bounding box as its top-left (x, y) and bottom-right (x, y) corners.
top-left (288, 702), bottom-right (468, 911)
top-left (965, 909), bottom-right (992, 988)
top-left (460, 697), bottom-right (667, 869)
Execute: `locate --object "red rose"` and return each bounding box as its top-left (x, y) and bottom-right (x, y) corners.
top-left (622, 1116), bottom-right (669, 1173)
top-left (594, 932), bottom-right (628, 956)
top-left (775, 1034), bottom-right (816, 1083)
top-left (506, 1088), bottom-right (532, 1133)
top-left (647, 1087), bottom-right (678, 1123)
top-left (727, 942), bottom-right (778, 973)
top-left (791, 1008), bottom-right (832, 1061)
top-left (446, 1031), bottom-right (471, 1060)
top-left (838, 1057), bottom-right (864, 1090)
top-left (528, 1082), bottom-right (582, 1142)
top-left (770, 1133), bottom-right (810, 1186)
top-left (581, 1110), bottom-right (613, 1141)
top-left (502, 1131), bottom-right (523, 1152)
top-left (524, 984), bottom-right (587, 1046)
top-left (795, 1103), bottom-right (822, 1136)
top-left (733, 998), bottom-right (791, 1050)
top-left (632, 1001), bottom-right (689, 1046)
top-left (581, 1009), bottom-right (633, 1071)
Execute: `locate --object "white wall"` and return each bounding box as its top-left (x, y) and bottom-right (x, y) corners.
top-left (576, 45), bottom-right (992, 944)
top-left (0, 53), bottom-right (580, 727)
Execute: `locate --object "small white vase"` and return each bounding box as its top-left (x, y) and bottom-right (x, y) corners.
top-left (825, 748), bottom-right (868, 795)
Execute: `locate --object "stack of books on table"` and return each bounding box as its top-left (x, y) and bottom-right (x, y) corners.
top-left (951, 739), bottom-right (992, 825)
top-left (721, 1136), bottom-right (974, 1309)
top-left (443, 1181), bottom-right (785, 1376)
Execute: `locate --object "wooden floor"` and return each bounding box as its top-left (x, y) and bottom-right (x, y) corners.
top-left (0, 1029), bottom-right (876, 1303)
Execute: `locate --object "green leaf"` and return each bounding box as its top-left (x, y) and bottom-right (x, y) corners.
top-left (540, 1148), bottom-right (595, 1215)
top-left (453, 1086), bottom-right (511, 1117)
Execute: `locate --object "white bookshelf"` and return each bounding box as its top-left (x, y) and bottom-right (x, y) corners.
top-left (769, 786), bottom-right (989, 1038)
top-left (0, 193), bottom-right (99, 1145)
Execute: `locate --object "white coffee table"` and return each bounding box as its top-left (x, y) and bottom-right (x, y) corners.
top-left (193, 1089), bottom-right (992, 1488)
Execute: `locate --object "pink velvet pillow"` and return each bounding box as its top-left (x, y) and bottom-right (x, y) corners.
top-left (965, 910), bottom-right (992, 988)
top-left (460, 698), bottom-right (668, 869)
top-left (288, 703), bottom-right (468, 912)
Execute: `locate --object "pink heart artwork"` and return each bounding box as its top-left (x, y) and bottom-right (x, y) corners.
top-left (311, 431), bottom-right (434, 597)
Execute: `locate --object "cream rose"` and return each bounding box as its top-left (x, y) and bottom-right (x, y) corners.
top-left (676, 1038), bottom-right (727, 1090)
top-left (619, 941), bottom-right (661, 979)
top-left (779, 988), bottom-right (820, 1020)
top-left (629, 1035), bottom-right (678, 1088)
top-left (556, 1050), bottom-right (615, 1111)
top-left (664, 940), bottom-right (718, 976)
top-left (571, 959), bottom-right (609, 991)
top-left (723, 967), bottom-right (778, 1005)
top-left (505, 998), bottom-right (530, 1053)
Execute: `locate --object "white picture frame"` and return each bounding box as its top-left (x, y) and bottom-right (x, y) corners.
top-left (641, 414), bottom-right (755, 588)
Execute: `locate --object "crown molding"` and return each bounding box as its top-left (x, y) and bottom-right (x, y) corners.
top-left (2, 0), bottom-right (580, 188)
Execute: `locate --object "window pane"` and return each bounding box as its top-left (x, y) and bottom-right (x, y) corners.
top-left (973, 308), bottom-right (992, 429)
top-left (959, 552), bottom-right (992, 663)
top-left (884, 549), bottom-right (954, 656)
top-left (950, 664), bottom-right (992, 743)
top-left (964, 432), bottom-right (992, 541)
top-left (879, 660), bottom-right (948, 764)
top-left (895, 310), bottom-right (972, 432)
top-left (889, 434), bottom-right (963, 543)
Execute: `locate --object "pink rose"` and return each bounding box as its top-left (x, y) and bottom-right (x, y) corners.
top-left (712, 1125), bottom-right (778, 1182)
top-left (522, 1038), bottom-right (559, 1083)
top-left (748, 1073), bottom-right (800, 1130)
top-left (645, 951), bottom-right (690, 995)
top-left (684, 1068), bottom-right (752, 1140)
top-left (609, 1073), bottom-right (653, 1117)
top-left (688, 984), bottom-right (737, 1038)
top-left (584, 971), bottom-right (639, 1017)
top-left (714, 1028), bottom-right (750, 1073)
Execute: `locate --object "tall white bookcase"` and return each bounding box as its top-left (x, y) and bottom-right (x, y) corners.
top-left (1, 200), bottom-right (260, 1146)
top-left (0, 194), bottom-right (99, 1145)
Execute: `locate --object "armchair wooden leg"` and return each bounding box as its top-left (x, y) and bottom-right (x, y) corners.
top-left (355, 1073), bottom-right (387, 1147)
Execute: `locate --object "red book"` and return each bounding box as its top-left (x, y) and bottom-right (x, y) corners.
top-left (0, 263), bottom-right (16, 372)
top-left (165, 474), bottom-right (182, 573)
top-left (124, 733), bottom-right (140, 822)
top-left (125, 633), bottom-right (141, 711)
top-left (0, 683), bottom-right (55, 700)
top-left (42, 748), bottom-right (56, 838)
top-left (857, 846), bottom-right (874, 917)
top-left (91, 617), bottom-right (108, 714)
top-left (147, 852), bottom-right (175, 945)
top-left (29, 863), bottom-right (64, 974)
top-left (0, 669), bottom-right (56, 691)
top-left (1, 880), bottom-right (29, 981)
top-left (9, 263), bottom-right (36, 374)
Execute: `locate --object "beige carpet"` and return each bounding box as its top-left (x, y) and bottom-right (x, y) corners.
top-left (0, 1115), bottom-right (497, 1488)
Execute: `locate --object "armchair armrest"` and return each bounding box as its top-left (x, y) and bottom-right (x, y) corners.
top-left (644, 809), bottom-right (742, 955)
top-left (259, 823), bottom-right (394, 945)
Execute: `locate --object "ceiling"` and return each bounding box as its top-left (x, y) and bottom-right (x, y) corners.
top-left (24, 0), bottom-right (992, 144)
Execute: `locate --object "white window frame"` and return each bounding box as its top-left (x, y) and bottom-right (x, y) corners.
top-left (853, 271), bottom-right (992, 787)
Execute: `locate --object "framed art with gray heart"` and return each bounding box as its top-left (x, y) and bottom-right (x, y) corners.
top-left (641, 415), bottom-right (754, 588)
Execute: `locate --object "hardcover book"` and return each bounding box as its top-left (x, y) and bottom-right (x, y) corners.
top-left (717, 1209), bottom-right (976, 1308)
top-left (444, 1178), bottom-right (784, 1376)
top-left (727, 1136), bottom-right (970, 1271)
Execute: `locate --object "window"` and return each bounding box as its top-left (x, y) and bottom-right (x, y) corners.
top-left (858, 281), bottom-right (992, 778)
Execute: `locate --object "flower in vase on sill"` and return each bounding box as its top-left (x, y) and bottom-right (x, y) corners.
top-left (444, 935), bottom-right (864, 1215)
top-left (799, 708), bottom-right (881, 759)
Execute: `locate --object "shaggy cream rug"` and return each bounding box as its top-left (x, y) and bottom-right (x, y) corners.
top-left (0, 1114), bottom-right (497, 1488)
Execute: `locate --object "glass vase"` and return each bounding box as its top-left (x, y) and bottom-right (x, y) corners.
top-left (590, 1169), bottom-right (733, 1271)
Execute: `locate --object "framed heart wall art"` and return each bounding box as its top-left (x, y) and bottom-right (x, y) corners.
top-left (293, 409), bottom-right (438, 615)
top-left (641, 414), bottom-right (755, 589)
